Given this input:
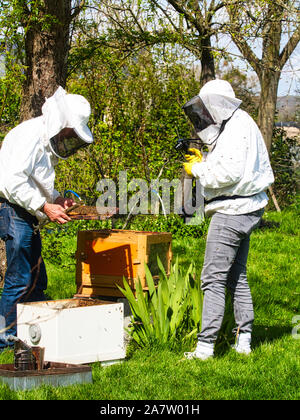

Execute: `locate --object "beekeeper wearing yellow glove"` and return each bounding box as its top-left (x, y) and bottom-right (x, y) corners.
top-left (182, 79), bottom-right (274, 360)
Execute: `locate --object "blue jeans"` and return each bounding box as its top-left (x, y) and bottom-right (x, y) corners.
top-left (198, 209), bottom-right (264, 344)
top-left (0, 200), bottom-right (47, 349)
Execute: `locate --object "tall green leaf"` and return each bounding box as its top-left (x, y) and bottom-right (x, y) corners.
top-left (118, 257), bottom-right (203, 348)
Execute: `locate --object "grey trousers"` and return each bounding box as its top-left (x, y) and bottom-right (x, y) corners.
top-left (198, 209), bottom-right (264, 344)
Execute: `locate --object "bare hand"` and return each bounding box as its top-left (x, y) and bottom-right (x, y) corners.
top-left (42, 202), bottom-right (71, 224)
top-left (54, 196), bottom-right (76, 210)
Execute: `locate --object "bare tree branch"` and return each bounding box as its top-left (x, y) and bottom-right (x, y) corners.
top-left (279, 23), bottom-right (300, 69)
top-left (71, 0), bottom-right (88, 20)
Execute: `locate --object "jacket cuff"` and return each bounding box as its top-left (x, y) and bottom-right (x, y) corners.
top-left (191, 162), bottom-right (203, 178)
top-left (27, 196), bottom-right (48, 215)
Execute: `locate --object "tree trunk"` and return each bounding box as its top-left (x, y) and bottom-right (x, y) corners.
top-left (199, 36), bottom-right (215, 86)
top-left (257, 70), bottom-right (281, 153)
top-left (20, 0), bottom-right (72, 121)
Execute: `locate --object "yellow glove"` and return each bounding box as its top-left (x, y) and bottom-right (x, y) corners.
top-left (183, 162), bottom-right (194, 177)
top-left (183, 148), bottom-right (203, 177)
top-left (185, 148), bottom-right (203, 163)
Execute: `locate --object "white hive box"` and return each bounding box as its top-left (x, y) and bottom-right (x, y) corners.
top-left (17, 299), bottom-right (125, 365)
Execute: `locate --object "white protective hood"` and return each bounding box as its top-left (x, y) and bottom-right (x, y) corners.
top-left (0, 87), bottom-right (93, 220)
top-left (197, 79), bottom-right (242, 145)
top-left (42, 86), bottom-right (93, 158)
top-left (189, 80), bottom-right (275, 216)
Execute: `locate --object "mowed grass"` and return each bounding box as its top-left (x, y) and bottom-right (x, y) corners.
top-left (0, 205), bottom-right (299, 400)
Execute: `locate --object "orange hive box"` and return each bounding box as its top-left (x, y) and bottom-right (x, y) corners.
top-left (75, 229), bottom-right (172, 298)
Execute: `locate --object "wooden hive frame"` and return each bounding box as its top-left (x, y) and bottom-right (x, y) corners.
top-left (75, 229), bottom-right (172, 298)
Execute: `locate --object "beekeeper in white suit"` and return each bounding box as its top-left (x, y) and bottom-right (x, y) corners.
top-left (0, 87), bottom-right (93, 350)
top-left (182, 79), bottom-right (274, 360)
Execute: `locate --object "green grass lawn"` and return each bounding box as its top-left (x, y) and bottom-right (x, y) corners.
top-left (0, 206), bottom-right (299, 400)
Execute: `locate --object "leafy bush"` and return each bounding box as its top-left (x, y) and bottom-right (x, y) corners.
top-left (269, 128), bottom-right (299, 208)
top-left (126, 214), bottom-right (209, 239)
top-left (41, 229), bottom-right (76, 268)
top-left (40, 212), bottom-right (209, 243)
top-left (54, 45), bottom-right (199, 206)
top-left (41, 233), bottom-right (63, 265)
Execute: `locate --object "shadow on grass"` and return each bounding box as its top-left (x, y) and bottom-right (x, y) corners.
top-left (259, 219), bottom-right (281, 230)
top-left (211, 294), bottom-right (292, 358)
top-left (252, 324), bottom-right (292, 348)
top-left (213, 323), bottom-right (292, 357)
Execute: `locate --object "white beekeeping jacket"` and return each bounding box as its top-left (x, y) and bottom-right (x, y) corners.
top-left (190, 80), bottom-right (274, 215)
top-left (0, 87), bottom-right (70, 220)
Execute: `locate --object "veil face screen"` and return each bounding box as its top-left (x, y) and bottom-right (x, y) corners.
top-left (183, 96), bottom-right (216, 132)
top-left (50, 135), bottom-right (87, 158)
